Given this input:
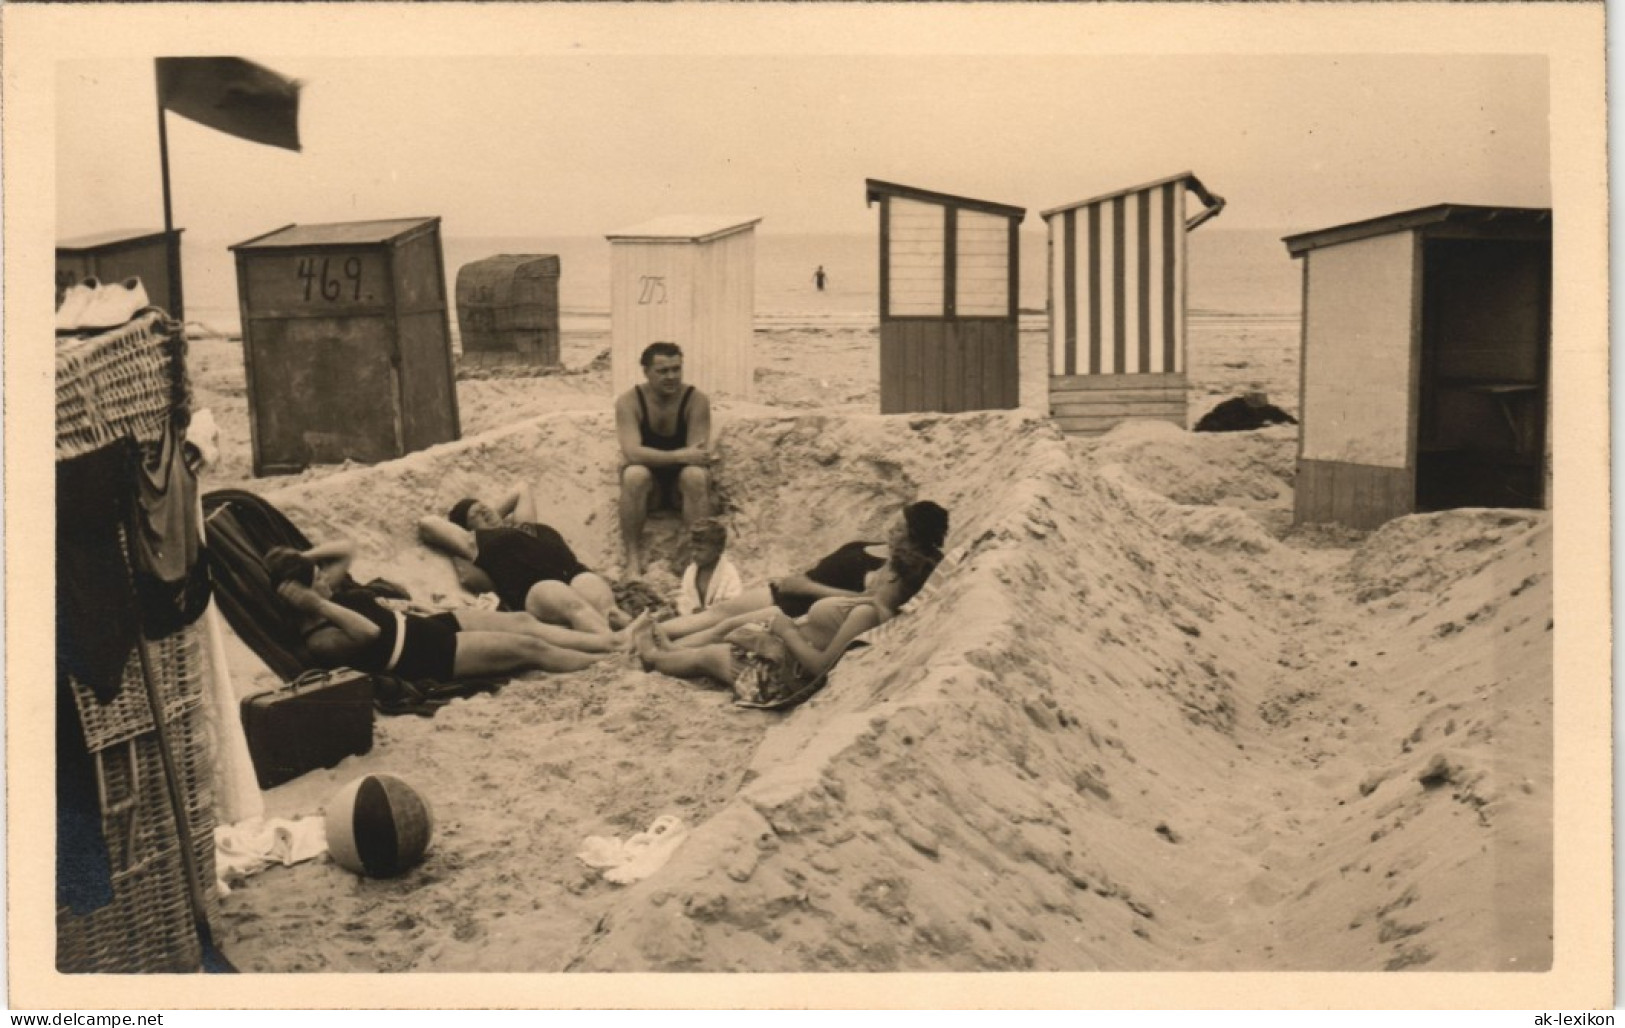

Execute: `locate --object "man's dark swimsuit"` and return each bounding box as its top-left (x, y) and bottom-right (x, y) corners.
top-left (306, 588), bottom-right (460, 682)
top-left (635, 384), bottom-right (694, 507)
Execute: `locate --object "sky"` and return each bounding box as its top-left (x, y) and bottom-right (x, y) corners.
top-left (55, 50), bottom-right (1550, 246)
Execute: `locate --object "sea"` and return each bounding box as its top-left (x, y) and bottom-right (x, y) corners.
top-left (177, 228), bottom-right (1302, 339)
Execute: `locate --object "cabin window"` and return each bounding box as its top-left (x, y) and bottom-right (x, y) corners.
top-left (887, 197), bottom-right (946, 317)
top-left (955, 209), bottom-right (1009, 315)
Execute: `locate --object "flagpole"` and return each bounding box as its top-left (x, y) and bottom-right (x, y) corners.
top-left (154, 64), bottom-right (183, 320)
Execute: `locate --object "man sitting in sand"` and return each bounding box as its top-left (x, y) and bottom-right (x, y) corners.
top-left (417, 483), bottom-right (629, 635)
top-left (655, 500), bottom-right (949, 642)
top-left (615, 341), bottom-right (715, 577)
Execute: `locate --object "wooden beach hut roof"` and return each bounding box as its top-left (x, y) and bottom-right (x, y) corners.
top-left (864, 179), bottom-right (1026, 222)
top-left (605, 215), bottom-right (762, 244)
top-left (1283, 204), bottom-right (1551, 256)
top-left (58, 227), bottom-right (182, 250)
top-left (1039, 171), bottom-right (1224, 227)
top-left (231, 217), bottom-right (441, 250)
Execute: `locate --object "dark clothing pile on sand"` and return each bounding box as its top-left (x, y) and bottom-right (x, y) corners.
top-left (1195, 396), bottom-right (1299, 433)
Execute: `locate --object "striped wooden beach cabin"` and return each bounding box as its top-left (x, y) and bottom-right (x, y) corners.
top-left (1042, 172), bottom-right (1226, 435)
top-left (864, 180), bottom-right (1025, 414)
top-left (606, 215), bottom-right (761, 399)
top-left (1284, 204), bottom-right (1551, 530)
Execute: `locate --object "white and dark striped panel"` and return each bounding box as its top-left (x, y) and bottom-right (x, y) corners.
top-left (1052, 180), bottom-right (1187, 377)
top-left (887, 197), bottom-right (946, 317)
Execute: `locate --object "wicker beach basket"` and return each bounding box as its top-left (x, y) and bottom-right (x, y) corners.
top-left (55, 311), bottom-right (218, 973)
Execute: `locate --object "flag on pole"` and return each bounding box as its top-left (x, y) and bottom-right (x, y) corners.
top-left (156, 57), bottom-right (302, 151)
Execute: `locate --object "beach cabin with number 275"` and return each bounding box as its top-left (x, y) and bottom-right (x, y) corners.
top-left (865, 180), bottom-right (1026, 414)
top-left (1042, 172), bottom-right (1226, 435)
top-left (606, 215), bottom-right (761, 399)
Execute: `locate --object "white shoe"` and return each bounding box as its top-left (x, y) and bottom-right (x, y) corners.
top-left (77, 276), bottom-right (151, 330)
top-left (55, 277), bottom-right (99, 332)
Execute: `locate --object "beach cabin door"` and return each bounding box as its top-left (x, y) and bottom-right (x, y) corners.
top-left (1042, 172), bottom-right (1225, 436)
top-left (865, 180), bottom-right (1026, 414)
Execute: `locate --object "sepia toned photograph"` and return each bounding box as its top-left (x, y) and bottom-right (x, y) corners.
top-left (6, 1), bottom-right (1611, 1011)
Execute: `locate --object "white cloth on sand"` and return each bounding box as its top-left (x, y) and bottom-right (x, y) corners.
top-left (214, 816), bottom-right (328, 894)
top-left (577, 815), bottom-right (689, 884)
top-left (676, 556), bottom-right (744, 616)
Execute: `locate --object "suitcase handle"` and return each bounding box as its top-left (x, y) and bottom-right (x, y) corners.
top-left (288, 666), bottom-right (359, 691)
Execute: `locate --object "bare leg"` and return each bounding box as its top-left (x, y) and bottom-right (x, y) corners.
top-left (570, 571), bottom-right (630, 629)
top-left (619, 465), bottom-right (655, 577)
top-left (452, 608), bottom-right (619, 652)
top-left (632, 626), bottom-right (736, 689)
top-left (659, 584), bottom-right (774, 640)
top-left (452, 632), bottom-right (606, 677)
top-left (526, 580), bottom-right (612, 634)
top-left (671, 607), bottom-right (781, 649)
top-left (677, 466), bottom-right (711, 527)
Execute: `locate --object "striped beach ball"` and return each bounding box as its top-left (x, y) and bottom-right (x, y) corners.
top-left (324, 774), bottom-right (434, 878)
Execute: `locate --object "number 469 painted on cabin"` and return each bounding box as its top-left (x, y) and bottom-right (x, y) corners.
top-left (297, 256), bottom-right (365, 302)
top-left (637, 276), bottom-right (667, 305)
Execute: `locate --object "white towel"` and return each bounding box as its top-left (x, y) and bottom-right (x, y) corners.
top-left (214, 816), bottom-right (328, 894)
top-left (576, 815), bottom-right (690, 885)
top-left (675, 555), bottom-right (745, 616)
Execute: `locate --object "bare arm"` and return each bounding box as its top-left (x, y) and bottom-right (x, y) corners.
top-left (417, 516), bottom-right (477, 561)
top-left (616, 390), bottom-right (714, 467)
top-left (278, 581), bottom-right (379, 665)
top-left (772, 573), bottom-right (863, 602)
top-left (453, 558), bottom-right (498, 596)
top-left (770, 604), bottom-right (881, 679)
top-left (684, 390), bottom-right (713, 451)
top-left (302, 540), bottom-right (356, 589)
top-left (505, 483), bottom-right (538, 524)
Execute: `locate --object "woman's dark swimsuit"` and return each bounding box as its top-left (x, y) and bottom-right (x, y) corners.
top-left (304, 589), bottom-right (460, 682)
top-left (472, 524), bottom-right (590, 612)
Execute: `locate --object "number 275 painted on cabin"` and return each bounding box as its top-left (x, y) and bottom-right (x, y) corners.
top-left (637, 276), bottom-right (667, 305)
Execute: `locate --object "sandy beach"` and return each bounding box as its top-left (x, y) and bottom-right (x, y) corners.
top-left (192, 315), bottom-right (1551, 974)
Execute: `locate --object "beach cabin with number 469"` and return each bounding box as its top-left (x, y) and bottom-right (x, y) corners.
top-left (864, 180), bottom-right (1026, 415)
top-left (1042, 172), bottom-right (1226, 435)
top-left (1284, 204), bottom-right (1552, 529)
top-left (606, 215), bottom-right (761, 399)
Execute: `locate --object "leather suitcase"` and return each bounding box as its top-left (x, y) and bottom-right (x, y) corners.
top-left (240, 668), bottom-right (376, 790)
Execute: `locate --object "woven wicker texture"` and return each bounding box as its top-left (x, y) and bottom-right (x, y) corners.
top-left (56, 311), bottom-right (189, 461)
top-left (55, 310), bottom-right (215, 972)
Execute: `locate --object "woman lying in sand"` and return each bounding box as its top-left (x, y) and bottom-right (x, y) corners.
top-left (417, 483), bottom-right (629, 634)
top-left (630, 542), bottom-right (938, 706)
top-left (654, 500), bottom-right (949, 642)
top-left (268, 542), bottom-right (617, 682)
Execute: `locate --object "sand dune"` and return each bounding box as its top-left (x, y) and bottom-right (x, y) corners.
top-left (204, 340), bottom-right (1551, 973)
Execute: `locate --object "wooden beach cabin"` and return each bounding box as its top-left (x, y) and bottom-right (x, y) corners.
top-left (57, 227), bottom-right (185, 319)
top-left (230, 217), bottom-right (460, 476)
top-left (606, 215), bottom-right (761, 399)
top-left (1284, 204), bottom-right (1552, 529)
top-left (1041, 172), bottom-right (1226, 436)
top-left (864, 180), bottom-right (1026, 414)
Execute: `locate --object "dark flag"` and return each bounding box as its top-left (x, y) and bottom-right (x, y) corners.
top-left (156, 57), bottom-right (302, 151)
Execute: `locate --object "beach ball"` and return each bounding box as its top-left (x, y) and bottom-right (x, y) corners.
top-left (324, 774), bottom-right (434, 878)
